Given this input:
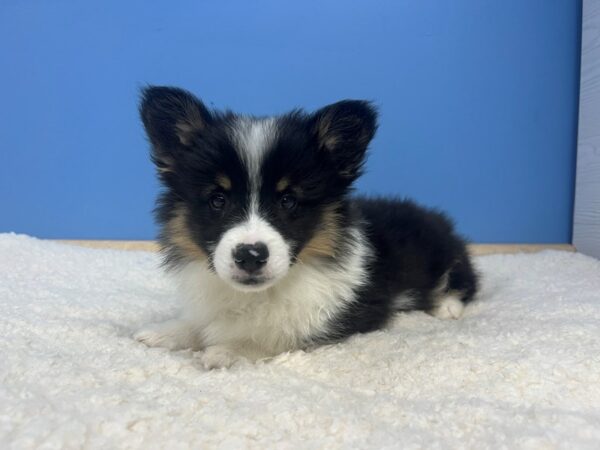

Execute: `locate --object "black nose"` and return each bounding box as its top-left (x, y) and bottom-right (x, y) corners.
top-left (233, 242), bottom-right (269, 273)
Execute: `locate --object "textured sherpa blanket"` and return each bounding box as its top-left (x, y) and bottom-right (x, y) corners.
top-left (1, 234), bottom-right (600, 449)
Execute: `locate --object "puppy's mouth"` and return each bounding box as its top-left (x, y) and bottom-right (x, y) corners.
top-left (230, 275), bottom-right (275, 292)
top-left (236, 276), bottom-right (267, 286)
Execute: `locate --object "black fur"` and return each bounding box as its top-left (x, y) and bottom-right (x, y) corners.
top-left (320, 197), bottom-right (478, 340)
top-left (140, 85), bottom-right (478, 345)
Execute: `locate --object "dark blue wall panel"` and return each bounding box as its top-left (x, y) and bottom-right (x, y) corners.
top-left (0, 0), bottom-right (581, 242)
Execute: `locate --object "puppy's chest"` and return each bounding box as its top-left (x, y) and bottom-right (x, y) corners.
top-left (203, 282), bottom-right (339, 350)
top-left (183, 262), bottom-right (359, 351)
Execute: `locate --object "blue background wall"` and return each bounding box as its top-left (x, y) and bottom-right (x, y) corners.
top-left (0, 0), bottom-right (581, 242)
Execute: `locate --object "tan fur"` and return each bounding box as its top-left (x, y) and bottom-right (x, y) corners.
top-left (165, 206), bottom-right (206, 260)
top-left (174, 98), bottom-right (206, 145)
top-left (276, 177), bottom-right (290, 192)
top-left (155, 155), bottom-right (175, 173)
top-left (298, 204), bottom-right (342, 260)
top-left (316, 117), bottom-right (338, 151)
top-left (316, 112), bottom-right (370, 170)
top-left (216, 174), bottom-right (232, 191)
top-left (136, 226), bottom-right (372, 367)
top-left (175, 122), bottom-right (197, 145)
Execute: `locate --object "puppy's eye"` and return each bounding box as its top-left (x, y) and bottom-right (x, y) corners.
top-left (280, 194), bottom-right (297, 210)
top-left (209, 192), bottom-right (227, 210)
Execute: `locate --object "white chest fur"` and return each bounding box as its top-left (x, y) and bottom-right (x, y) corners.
top-left (175, 228), bottom-right (371, 356)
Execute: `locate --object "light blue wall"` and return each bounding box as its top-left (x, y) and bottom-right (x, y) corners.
top-left (0, 1), bottom-right (581, 242)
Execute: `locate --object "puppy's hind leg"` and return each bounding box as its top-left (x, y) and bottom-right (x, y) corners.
top-left (429, 293), bottom-right (465, 319)
top-left (429, 253), bottom-right (478, 320)
top-left (134, 318), bottom-right (200, 350)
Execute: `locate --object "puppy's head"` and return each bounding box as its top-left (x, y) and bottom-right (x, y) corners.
top-left (140, 86), bottom-right (377, 292)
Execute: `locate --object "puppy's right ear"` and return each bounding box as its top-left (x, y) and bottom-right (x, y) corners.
top-left (139, 86), bottom-right (212, 172)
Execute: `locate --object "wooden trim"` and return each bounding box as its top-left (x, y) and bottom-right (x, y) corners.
top-left (59, 240), bottom-right (160, 251)
top-left (57, 240), bottom-right (575, 255)
top-left (467, 244), bottom-right (574, 255)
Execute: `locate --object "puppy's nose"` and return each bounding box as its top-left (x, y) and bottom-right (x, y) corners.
top-left (233, 242), bottom-right (269, 273)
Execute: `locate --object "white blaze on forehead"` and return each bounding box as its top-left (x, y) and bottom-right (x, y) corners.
top-left (212, 117), bottom-right (289, 292)
top-left (232, 117), bottom-right (277, 215)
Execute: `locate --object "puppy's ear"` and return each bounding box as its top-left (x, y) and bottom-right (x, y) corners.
top-left (311, 100), bottom-right (378, 180)
top-left (139, 86), bottom-right (212, 171)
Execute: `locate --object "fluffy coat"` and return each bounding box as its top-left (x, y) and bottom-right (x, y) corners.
top-left (134, 86), bottom-right (478, 368)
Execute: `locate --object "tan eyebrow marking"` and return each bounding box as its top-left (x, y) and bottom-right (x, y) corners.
top-left (276, 177), bottom-right (290, 192)
top-left (216, 174), bottom-right (232, 191)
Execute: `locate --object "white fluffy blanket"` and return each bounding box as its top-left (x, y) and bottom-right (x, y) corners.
top-left (1, 234), bottom-right (600, 449)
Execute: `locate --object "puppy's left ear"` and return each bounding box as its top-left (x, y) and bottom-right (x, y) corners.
top-left (311, 100), bottom-right (378, 179)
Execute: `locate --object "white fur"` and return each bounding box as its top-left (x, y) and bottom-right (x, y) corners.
top-left (198, 345), bottom-right (246, 370)
top-left (393, 290), bottom-right (416, 310)
top-left (139, 117), bottom-right (373, 368)
top-left (233, 118), bottom-right (275, 177)
top-left (211, 117), bottom-right (288, 291)
top-left (233, 117), bottom-right (276, 213)
top-left (137, 228), bottom-right (371, 368)
top-left (133, 318), bottom-right (199, 350)
top-left (212, 213), bottom-right (291, 291)
top-left (431, 294), bottom-right (464, 319)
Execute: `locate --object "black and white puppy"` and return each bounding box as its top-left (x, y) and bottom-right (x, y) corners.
top-left (134, 86), bottom-right (478, 369)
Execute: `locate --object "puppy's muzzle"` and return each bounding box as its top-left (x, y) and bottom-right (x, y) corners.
top-left (233, 242), bottom-right (269, 274)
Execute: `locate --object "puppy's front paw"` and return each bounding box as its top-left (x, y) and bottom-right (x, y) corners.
top-left (198, 346), bottom-right (245, 370)
top-left (134, 319), bottom-right (197, 350)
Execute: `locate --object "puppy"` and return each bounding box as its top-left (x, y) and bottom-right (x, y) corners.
top-left (134, 86), bottom-right (478, 369)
